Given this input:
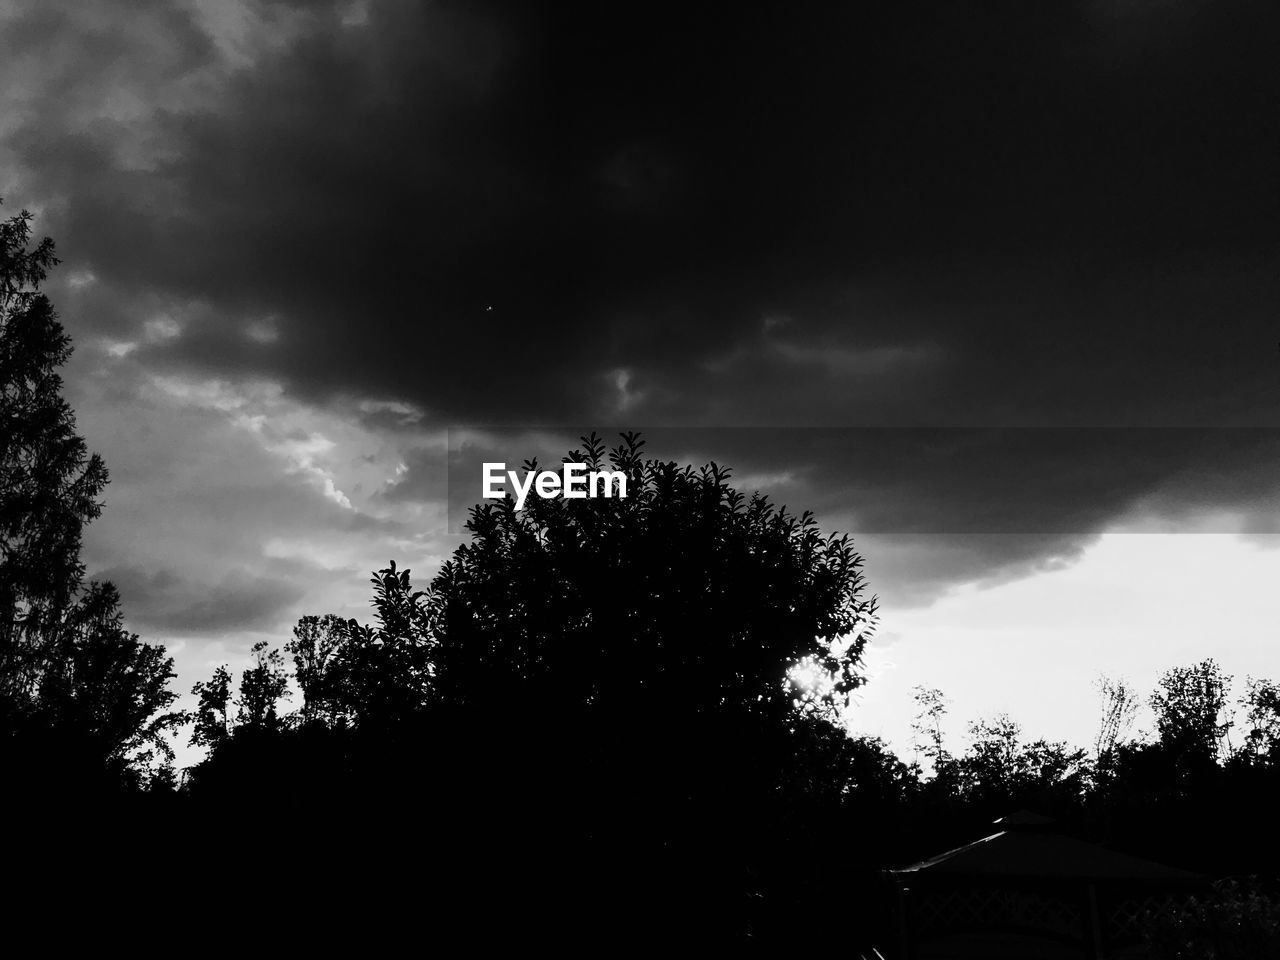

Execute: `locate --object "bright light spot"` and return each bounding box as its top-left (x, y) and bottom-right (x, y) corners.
top-left (788, 656), bottom-right (836, 704)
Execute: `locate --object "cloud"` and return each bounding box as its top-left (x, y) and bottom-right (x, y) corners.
top-left (65, 340), bottom-right (459, 702)
top-left (95, 563), bottom-right (307, 633)
top-left (3, 0), bottom-right (1278, 646)
top-left (5, 0), bottom-right (1274, 424)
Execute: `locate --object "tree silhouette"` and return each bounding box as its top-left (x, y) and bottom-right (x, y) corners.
top-left (1151, 659), bottom-right (1232, 774)
top-left (911, 684), bottom-right (952, 765)
top-left (189, 642), bottom-right (291, 746)
top-left (285, 613), bottom-right (349, 725)
top-left (1095, 674), bottom-right (1141, 766)
top-left (190, 665), bottom-right (232, 750)
top-left (418, 432), bottom-right (881, 938)
top-left (332, 563), bottom-right (433, 728)
top-left (235, 641), bottom-right (290, 731)
top-left (1, 207), bottom-right (107, 696)
top-left (956, 714), bottom-right (1089, 816)
top-left (1236, 676), bottom-right (1280, 764)
top-left (1, 204), bottom-right (179, 793)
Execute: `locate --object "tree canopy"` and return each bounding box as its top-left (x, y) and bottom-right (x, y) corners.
top-left (0, 204), bottom-right (179, 793)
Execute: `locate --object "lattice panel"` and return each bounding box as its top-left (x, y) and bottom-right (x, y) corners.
top-left (1109, 894), bottom-right (1187, 938)
top-left (915, 887), bottom-right (1083, 939)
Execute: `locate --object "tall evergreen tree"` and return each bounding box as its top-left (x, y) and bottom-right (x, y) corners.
top-left (0, 203), bottom-right (179, 790)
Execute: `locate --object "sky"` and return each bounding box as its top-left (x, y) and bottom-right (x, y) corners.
top-left (1, 0), bottom-right (1278, 766)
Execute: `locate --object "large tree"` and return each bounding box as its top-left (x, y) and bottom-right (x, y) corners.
top-left (426, 433), bottom-right (878, 933)
top-left (0, 208), bottom-right (105, 681)
top-left (0, 204), bottom-right (179, 789)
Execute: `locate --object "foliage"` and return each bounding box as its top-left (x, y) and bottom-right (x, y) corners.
top-left (1151, 659), bottom-right (1232, 763)
top-left (334, 563), bottom-right (434, 727)
top-left (190, 666), bottom-right (232, 749)
top-left (1095, 674), bottom-right (1140, 759)
top-left (235, 641), bottom-right (290, 730)
top-left (1145, 878), bottom-right (1280, 960)
top-left (911, 684), bottom-right (951, 766)
top-left (1, 204), bottom-right (179, 791)
top-left (284, 613), bottom-right (349, 725)
top-left (1237, 677), bottom-right (1280, 764)
top-left (1, 206), bottom-right (107, 692)
top-left (945, 714), bottom-right (1090, 814)
top-left (189, 642), bottom-right (292, 747)
top-left (33, 581), bottom-right (181, 775)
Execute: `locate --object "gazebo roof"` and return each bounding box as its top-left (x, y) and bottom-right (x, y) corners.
top-left (890, 819), bottom-right (1204, 884)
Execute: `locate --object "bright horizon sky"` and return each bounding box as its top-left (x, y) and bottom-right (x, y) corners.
top-left (138, 525), bottom-right (1280, 773)
top-left (851, 530), bottom-right (1280, 761)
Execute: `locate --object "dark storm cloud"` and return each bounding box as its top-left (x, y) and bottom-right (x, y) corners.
top-left (11, 0), bottom-right (1277, 419)
top-left (6, 0), bottom-right (1279, 605)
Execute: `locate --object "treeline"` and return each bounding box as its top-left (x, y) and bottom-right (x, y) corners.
top-left (178, 570), bottom-right (1280, 945)
top-left (895, 662), bottom-right (1280, 875)
top-left (189, 614), bottom-right (1280, 882)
